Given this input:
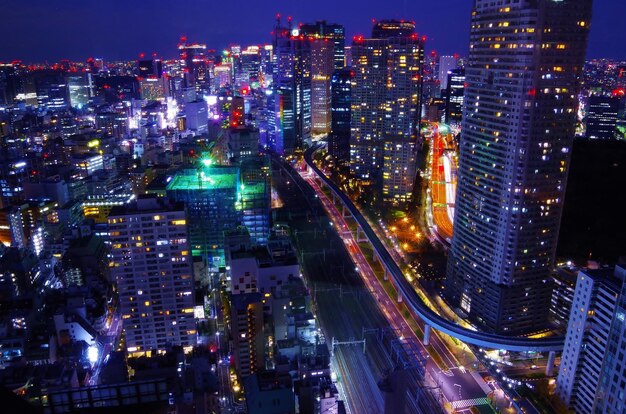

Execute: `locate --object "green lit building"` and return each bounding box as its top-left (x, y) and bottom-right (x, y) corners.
top-left (240, 157), bottom-right (271, 246)
top-left (166, 165), bottom-right (242, 264)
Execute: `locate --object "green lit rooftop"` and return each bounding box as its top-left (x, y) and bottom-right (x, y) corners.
top-left (167, 168), bottom-right (239, 191)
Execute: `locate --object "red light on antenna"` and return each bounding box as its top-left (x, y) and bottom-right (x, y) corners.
top-left (454, 53), bottom-right (460, 59)
top-left (139, 52), bottom-right (145, 59)
top-left (353, 35), bottom-right (364, 43)
top-left (421, 35), bottom-right (427, 42)
top-left (287, 16), bottom-right (292, 21)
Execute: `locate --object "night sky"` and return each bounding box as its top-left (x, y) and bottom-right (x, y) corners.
top-left (0, 0), bottom-right (622, 62)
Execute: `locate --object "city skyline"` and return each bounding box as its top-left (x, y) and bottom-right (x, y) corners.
top-left (2, 1), bottom-right (626, 413)
top-left (0, 0), bottom-right (624, 62)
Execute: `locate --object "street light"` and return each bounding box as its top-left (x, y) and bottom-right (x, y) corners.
top-left (87, 345), bottom-right (99, 364)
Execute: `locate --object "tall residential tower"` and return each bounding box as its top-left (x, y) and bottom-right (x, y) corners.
top-left (446, 0), bottom-right (592, 334)
top-left (350, 20), bottom-right (424, 204)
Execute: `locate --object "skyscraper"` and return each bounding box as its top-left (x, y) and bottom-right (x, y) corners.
top-left (310, 38), bottom-right (334, 135)
top-left (444, 68), bottom-right (465, 124)
top-left (438, 55), bottom-right (458, 92)
top-left (446, 0), bottom-right (592, 334)
top-left (299, 21), bottom-right (345, 71)
top-left (178, 38), bottom-right (210, 94)
top-left (350, 20), bottom-right (423, 203)
top-left (108, 196), bottom-right (196, 356)
top-left (329, 68), bottom-right (353, 164)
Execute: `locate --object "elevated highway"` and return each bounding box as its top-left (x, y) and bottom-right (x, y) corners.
top-left (304, 145), bottom-right (564, 354)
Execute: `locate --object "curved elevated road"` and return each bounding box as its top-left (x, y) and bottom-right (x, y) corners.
top-left (304, 146), bottom-right (564, 352)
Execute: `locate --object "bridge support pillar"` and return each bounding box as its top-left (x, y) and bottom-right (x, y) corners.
top-left (332, 192), bottom-right (337, 204)
top-left (342, 205), bottom-right (349, 218)
top-left (356, 227), bottom-right (367, 243)
top-left (546, 351), bottom-right (556, 377)
top-left (397, 290), bottom-right (403, 303)
top-left (423, 325), bottom-right (431, 346)
top-left (383, 267), bottom-right (389, 281)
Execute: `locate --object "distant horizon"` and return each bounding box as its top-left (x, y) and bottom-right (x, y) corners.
top-left (0, 0), bottom-right (623, 63)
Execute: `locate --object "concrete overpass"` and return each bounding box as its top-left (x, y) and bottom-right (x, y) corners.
top-left (303, 145), bottom-right (564, 359)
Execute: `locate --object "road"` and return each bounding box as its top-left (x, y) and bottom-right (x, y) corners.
top-left (86, 312), bottom-right (123, 386)
top-left (301, 166), bottom-right (494, 412)
top-left (428, 123), bottom-right (456, 243)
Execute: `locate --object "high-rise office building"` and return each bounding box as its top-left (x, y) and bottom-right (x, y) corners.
top-left (446, 0), bottom-right (592, 334)
top-left (438, 55), bottom-right (458, 92)
top-left (444, 68), bottom-right (465, 124)
top-left (271, 18), bottom-right (298, 155)
top-left (586, 96), bottom-right (619, 139)
top-left (66, 73), bottom-right (92, 109)
top-left (137, 59), bottom-right (163, 78)
top-left (329, 68), bottom-right (353, 164)
top-left (166, 165), bottom-right (242, 264)
top-left (178, 39), bottom-right (210, 94)
top-left (108, 196), bottom-right (196, 356)
top-left (556, 266), bottom-right (626, 414)
top-left (240, 46), bottom-right (262, 85)
top-left (300, 21), bottom-right (345, 70)
top-left (293, 36), bottom-right (312, 146)
top-left (350, 20), bottom-right (423, 203)
top-left (310, 39), bottom-right (334, 135)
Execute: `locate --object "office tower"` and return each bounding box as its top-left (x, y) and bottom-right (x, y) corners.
top-left (438, 55), bottom-right (458, 92)
top-left (213, 64), bottom-right (232, 90)
top-left (178, 39), bottom-right (210, 93)
top-left (229, 292), bottom-right (264, 378)
top-left (28, 70), bottom-right (69, 110)
top-left (293, 36), bottom-right (312, 146)
top-left (556, 266), bottom-right (626, 414)
top-left (108, 196), bottom-right (196, 356)
top-left (310, 38), bottom-right (334, 135)
top-left (271, 18), bottom-right (298, 155)
top-left (350, 20), bottom-right (424, 203)
top-left (0, 64), bottom-right (22, 105)
top-left (444, 68), bottom-right (465, 124)
top-left (66, 74), bottom-right (92, 109)
top-left (95, 109), bottom-right (129, 139)
top-left (586, 96), bottom-right (619, 139)
top-left (240, 157), bottom-right (271, 245)
top-left (269, 17), bottom-right (314, 153)
top-left (137, 59), bottom-right (163, 78)
top-left (240, 46), bottom-right (262, 85)
top-left (184, 100), bottom-right (208, 133)
top-left (446, 0), bottom-right (592, 334)
top-left (166, 165), bottom-right (242, 264)
top-left (329, 68), bottom-right (353, 164)
top-left (139, 77), bottom-right (165, 101)
top-left (300, 21), bottom-right (346, 70)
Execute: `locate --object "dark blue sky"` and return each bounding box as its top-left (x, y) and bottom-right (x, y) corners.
top-left (0, 0), bottom-right (622, 62)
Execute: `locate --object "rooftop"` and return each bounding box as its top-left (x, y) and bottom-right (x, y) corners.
top-left (166, 167), bottom-right (239, 191)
